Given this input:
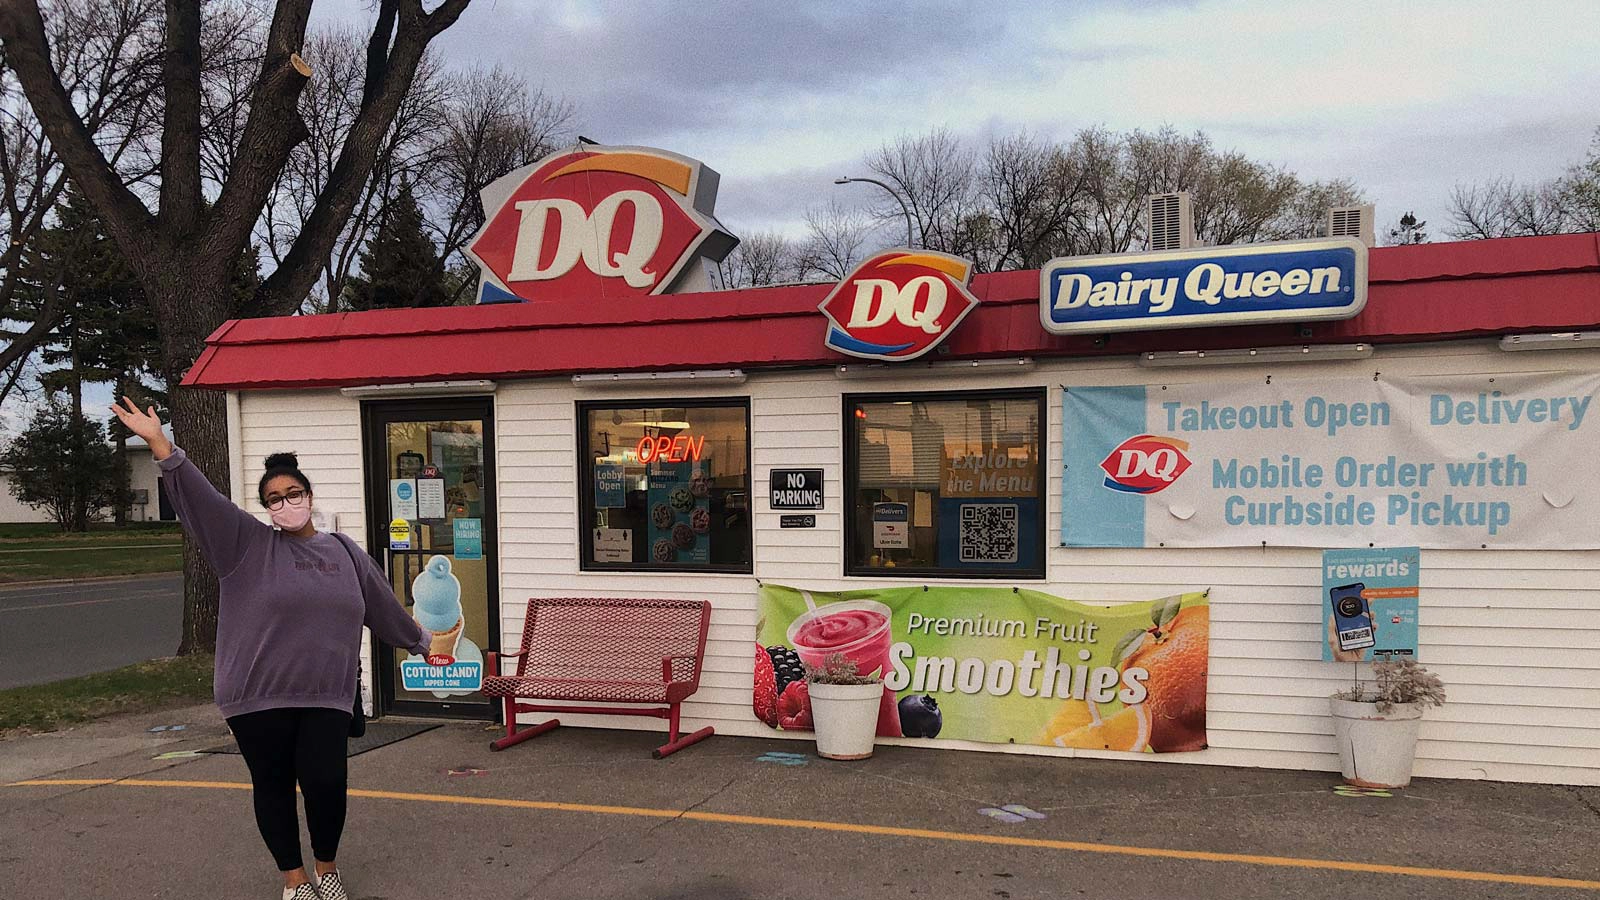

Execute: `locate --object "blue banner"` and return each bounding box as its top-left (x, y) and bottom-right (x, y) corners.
top-left (1322, 547), bottom-right (1420, 662)
top-left (1040, 239), bottom-right (1366, 335)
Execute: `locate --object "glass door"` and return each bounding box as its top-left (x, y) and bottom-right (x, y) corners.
top-left (362, 397), bottom-right (498, 718)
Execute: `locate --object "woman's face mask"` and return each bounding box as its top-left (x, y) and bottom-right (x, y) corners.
top-left (266, 488), bottom-right (312, 531)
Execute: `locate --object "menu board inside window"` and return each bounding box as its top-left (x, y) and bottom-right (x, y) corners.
top-left (581, 401), bottom-right (752, 571)
top-left (848, 391), bottom-right (1044, 577)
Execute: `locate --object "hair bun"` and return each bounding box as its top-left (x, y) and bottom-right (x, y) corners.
top-left (264, 452), bottom-right (300, 471)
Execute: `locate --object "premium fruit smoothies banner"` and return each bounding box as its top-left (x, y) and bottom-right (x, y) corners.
top-left (1062, 372), bottom-right (1600, 549)
top-left (755, 584), bottom-right (1209, 753)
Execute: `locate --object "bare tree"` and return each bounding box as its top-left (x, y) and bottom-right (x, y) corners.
top-left (1, 0), bottom-right (162, 373)
top-left (422, 65), bottom-right (572, 304)
top-left (865, 128), bottom-right (981, 254)
top-left (1449, 177), bottom-right (1570, 240)
top-left (981, 131), bottom-right (1085, 269)
top-left (716, 229), bottom-right (797, 288)
top-left (1, 0), bottom-right (475, 653)
top-left (796, 200), bottom-right (874, 280)
top-left (260, 29), bottom-right (453, 313)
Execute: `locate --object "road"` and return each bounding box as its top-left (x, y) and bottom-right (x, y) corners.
top-left (0, 574), bottom-right (182, 689)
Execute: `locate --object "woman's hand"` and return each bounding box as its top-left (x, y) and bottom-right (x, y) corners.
top-left (110, 396), bottom-right (173, 459)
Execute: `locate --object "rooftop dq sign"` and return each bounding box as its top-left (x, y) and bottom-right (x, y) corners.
top-left (820, 250), bottom-right (981, 361)
top-left (1039, 238), bottom-right (1367, 335)
top-left (466, 145), bottom-right (737, 304)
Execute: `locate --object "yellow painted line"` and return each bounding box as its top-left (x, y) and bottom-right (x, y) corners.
top-left (9, 778), bottom-right (1600, 891)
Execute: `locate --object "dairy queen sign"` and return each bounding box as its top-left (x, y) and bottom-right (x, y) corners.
top-left (466, 144), bottom-right (739, 303)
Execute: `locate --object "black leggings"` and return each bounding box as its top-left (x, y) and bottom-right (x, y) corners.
top-left (227, 707), bottom-right (350, 872)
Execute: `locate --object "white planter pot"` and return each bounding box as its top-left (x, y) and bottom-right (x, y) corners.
top-left (1329, 697), bottom-right (1425, 788)
top-left (809, 682), bottom-right (884, 760)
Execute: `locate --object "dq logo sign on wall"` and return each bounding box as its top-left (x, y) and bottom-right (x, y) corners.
top-left (819, 250), bottom-right (981, 361)
top-left (466, 145), bottom-right (737, 304)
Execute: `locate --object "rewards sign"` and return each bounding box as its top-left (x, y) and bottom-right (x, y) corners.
top-left (819, 250), bottom-right (981, 361)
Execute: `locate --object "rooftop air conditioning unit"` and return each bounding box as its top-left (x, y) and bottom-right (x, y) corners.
top-left (1146, 192), bottom-right (1195, 251)
top-left (1327, 204), bottom-right (1375, 247)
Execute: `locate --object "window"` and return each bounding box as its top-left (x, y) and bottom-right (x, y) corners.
top-left (579, 399), bottom-right (752, 572)
top-left (844, 389), bottom-right (1045, 578)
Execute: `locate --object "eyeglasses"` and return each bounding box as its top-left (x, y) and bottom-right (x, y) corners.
top-left (264, 489), bottom-right (308, 511)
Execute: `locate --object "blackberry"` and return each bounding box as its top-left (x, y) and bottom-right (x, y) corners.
top-left (766, 646), bottom-right (804, 695)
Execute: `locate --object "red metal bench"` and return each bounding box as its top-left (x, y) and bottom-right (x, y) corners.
top-left (484, 597), bottom-right (715, 758)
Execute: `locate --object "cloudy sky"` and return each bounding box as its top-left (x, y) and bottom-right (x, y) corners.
top-left (10, 0), bottom-right (1600, 435)
top-left (323, 0), bottom-right (1600, 239)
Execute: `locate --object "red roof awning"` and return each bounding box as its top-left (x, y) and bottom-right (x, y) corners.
top-left (184, 233), bottom-right (1600, 391)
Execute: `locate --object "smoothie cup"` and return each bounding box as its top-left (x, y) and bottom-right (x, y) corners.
top-left (786, 599), bottom-right (902, 737)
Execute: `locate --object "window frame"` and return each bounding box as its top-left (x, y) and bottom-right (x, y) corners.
top-left (842, 386), bottom-right (1048, 580)
top-left (576, 396), bottom-right (755, 575)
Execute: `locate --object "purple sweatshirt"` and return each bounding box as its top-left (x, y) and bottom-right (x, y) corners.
top-left (158, 447), bottom-right (430, 719)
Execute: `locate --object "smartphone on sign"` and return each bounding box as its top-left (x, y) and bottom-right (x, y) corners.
top-left (1330, 583), bottom-right (1375, 651)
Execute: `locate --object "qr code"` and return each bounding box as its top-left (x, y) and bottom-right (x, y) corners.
top-left (959, 504), bottom-right (1018, 564)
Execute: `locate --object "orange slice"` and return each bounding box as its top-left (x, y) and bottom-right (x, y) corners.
top-left (1053, 704), bottom-right (1151, 752)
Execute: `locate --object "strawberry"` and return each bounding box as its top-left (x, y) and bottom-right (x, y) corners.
top-left (753, 643), bottom-right (779, 727)
top-left (777, 680), bottom-right (812, 731)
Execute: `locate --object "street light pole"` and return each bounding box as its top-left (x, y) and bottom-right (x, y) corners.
top-left (834, 176), bottom-right (915, 248)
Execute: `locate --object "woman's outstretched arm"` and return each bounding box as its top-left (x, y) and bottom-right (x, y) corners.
top-left (111, 397), bottom-right (265, 579)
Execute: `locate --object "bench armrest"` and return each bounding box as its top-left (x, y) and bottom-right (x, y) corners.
top-left (661, 654), bottom-right (697, 683)
top-left (488, 649), bottom-right (528, 677)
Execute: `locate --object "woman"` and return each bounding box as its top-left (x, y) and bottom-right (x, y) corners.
top-left (112, 398), bottom-right (431, 900)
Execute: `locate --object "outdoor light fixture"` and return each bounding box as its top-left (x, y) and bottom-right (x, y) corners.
top-left (834, 175), bottom-right (915, 247)
top-left (339, 380), bottom-right (497, 397)
top-left (571, 369), bottom-right (747, 387)
top-left (1136, 344), bottom-right (1372, 368)
top-left (835, 357), bottom-right (1035, 379)
top-left (1498, 332), bottom-right (1600, 351)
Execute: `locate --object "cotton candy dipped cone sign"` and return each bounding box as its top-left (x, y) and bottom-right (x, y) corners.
top-left (820, 250), bottom-right (981, 361)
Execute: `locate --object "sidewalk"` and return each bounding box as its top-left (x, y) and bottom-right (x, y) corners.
top-left (3, 708), bottom-right (1597, 899)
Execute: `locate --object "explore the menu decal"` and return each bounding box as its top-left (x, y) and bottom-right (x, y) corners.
top-left (1062, 373), bottom-right (1600, 549)
top-left (465, 144), bottom-right (738, 304)
top-left (755, 584), bottom-right (1209, 753)
top-left (820, 250), bottom-right (980, 361)
top-left (1040, 238), bottom-right (1366, 335)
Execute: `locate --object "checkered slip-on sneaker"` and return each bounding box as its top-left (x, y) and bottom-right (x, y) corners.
top-left (283, 884), bottom-right (321, 900)
top-left (315, 871), bottom-right (348, 900)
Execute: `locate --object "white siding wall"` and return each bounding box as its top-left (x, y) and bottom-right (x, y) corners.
top-left (233, 341), bottom-right (1600, 785)
top-left (0, 473), bottom-right (54, 523)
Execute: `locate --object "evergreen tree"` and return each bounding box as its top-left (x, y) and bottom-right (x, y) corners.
top-left (342, 182), bottom-right (450, 311)
top-left (1385, 211), bottom-right (1429, 246)
top-left (1, 398), bottom-right (118, 531)
top-left (19, 188), bottom-right (163, 525)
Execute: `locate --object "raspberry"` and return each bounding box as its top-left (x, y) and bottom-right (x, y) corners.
top-left (752, 644), bottom-right (779, 727)
top-left (777, 680), bottom-right (812, 731)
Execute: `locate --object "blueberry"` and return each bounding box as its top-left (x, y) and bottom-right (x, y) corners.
top-left (898, 694), bottom-right (942, 738)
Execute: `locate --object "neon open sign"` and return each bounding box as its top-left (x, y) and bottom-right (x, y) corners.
top-left (636, 434), bottom-right (705, 464)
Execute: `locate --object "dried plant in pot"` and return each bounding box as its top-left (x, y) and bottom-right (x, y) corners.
top-left (805, 652), bottom-right (883, 760)
top-left (1329, 659), bottom-right (1446, 788)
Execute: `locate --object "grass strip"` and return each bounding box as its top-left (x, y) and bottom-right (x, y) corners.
top-left (0, 543), bottom-right (182, 583)
top-left (0, 654), bottom-right (213, 735)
